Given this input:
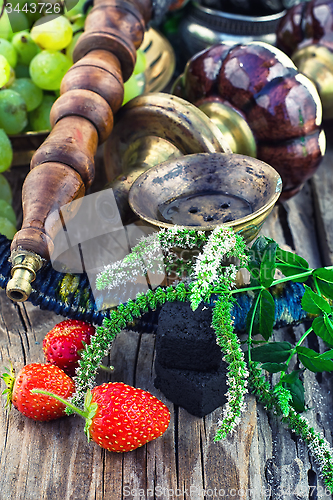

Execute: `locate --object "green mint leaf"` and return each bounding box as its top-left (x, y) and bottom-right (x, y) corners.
top-left (250, 341), bottom-right (293, 363)
top-left (260, 241), bottom-right (277, 288)
top-left (261, 362), bottom-right (287, 373)
top-left (301, 285), bottom-right (331, 315)
top-left (276, 247), bottom-right (309, 269)
top-left (314, 268), bottom-right (333, 299)
top-left (276, 265), bottom-right (310, 282)
top-left (247, 236), bottom-right (273, 280)
top-left (296, 345), bottom-right (333, 372)
top-left (318, 349), bottom-right (333, 360)
top-left (275, 247), bottom-right (310, 282)
top-left (312, 316), bottom-right (333, 345)
top-left (280, 369), bottom-right (303, 385)
top-left (248, 289), bottom-right (275, 340)
top-left (285, 378), bottom-right (305, 413)
top-left (313, 267), bottom-right (333, 283)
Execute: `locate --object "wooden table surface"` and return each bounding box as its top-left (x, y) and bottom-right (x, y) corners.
top-left (1, 126), bottom-right (333, 500)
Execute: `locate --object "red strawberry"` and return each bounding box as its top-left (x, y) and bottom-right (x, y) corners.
top-left (87, 382), bottom-right (170, 452)
top-left (43, 319), bottom-right (95, 376)
top-left (1, 363), bottom-right (75, 421)
top-left (32, 382), bottom-right (170, 452)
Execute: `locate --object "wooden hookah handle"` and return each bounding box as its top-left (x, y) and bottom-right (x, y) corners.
top-left (7, 0), bottom-right (155, 301)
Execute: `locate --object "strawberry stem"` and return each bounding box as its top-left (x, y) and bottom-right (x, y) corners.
top-left (31, 388), bottom-right (88, 419)
top-left (99, 364), bottom-right (115, 373)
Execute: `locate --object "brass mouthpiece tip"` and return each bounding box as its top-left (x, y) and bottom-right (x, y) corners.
top-left (6, 274), bottom-right (32, 302)
top-left (6, 251), bottom-right (43, 303)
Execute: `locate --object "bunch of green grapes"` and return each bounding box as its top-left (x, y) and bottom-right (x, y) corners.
top-left (0, 2), bottom-right (148, 172)
top-left (123, 49), bottom-right (147, 105)
top-left (0, 4), bottom-right (89, 237)
top-left (0, 5), bottom-right (87, 146)
top-left (0, 173), bottom-right (17, 239)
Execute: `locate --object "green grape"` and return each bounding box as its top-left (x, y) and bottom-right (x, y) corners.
top-left (3, 67), bottom-right (15, 88)
top-left (9, 77), bottom-right (43, 111)
top-left (0, 89), bottom-right (27, 134)
top-left (0, 199), bottom-right (16, 226)
top-left (65, 0), bottom-right (87, 20)
top-left (0, 39), bottom-right (17, 67)
top-left (30, 15), bottom-right (73, 51)
top-left (14, 63), bottom-right (29, 77)
top-left (0, 173), bottom-right (12, 204)
top-left (0, 216), bottom-right (16, 239)
top-left (123, 73), bottom-right (145, 105)
top-left (65, 31), bottom-right (82, 62)
top-left (0, 129), bottom-right (12, 171)
top-left (0, 54), bottom-right (11, 87)
top-left (24, 0), bottom-right (43, 26)
top-left (8, 12), bottom-right (30, 37)
top-left (133, 49), bottom-right (146, 75)
top-left (28, 93), bottom-right (55, 131)
top-left (29, 50), bottom-right (71, 90)
top-left (0, 6), bottom-right (12, 39)
top-left (12, 31), bottom-right (41, 65)
top-left (71, 17), bottom-right (85, 33)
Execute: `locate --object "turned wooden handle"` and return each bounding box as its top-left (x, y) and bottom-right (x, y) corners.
top-left (61, 64), bottom-right (124, 114)
top-left (11, 163), bottom-right (85, 259)
top-left (50, 89), bottom-right (114, 144)
top-left (30, 116), bottom-right (99, 188)
top-left (10, 0), bottom-right (150, 262)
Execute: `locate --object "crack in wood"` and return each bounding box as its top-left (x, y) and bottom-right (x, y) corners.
top-left (278, 204), bottom-right (296, 251)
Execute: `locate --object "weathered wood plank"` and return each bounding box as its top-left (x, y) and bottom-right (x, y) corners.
top-left (2, 150), bottom-right (333, 500)
top-left (311, 123), bottom-right (333, 266)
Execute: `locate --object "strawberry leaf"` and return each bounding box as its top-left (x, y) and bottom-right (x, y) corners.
top-left (1, 364), bottom-right (15, 409)
top-left (84, 389), bottom-right (98, 441)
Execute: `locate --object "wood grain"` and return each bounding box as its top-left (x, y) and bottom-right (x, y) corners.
top-left (1, 154), bottom-right (333, 499)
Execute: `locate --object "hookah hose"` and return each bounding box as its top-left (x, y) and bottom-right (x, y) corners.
top-left (0, 235), bottom-right (308, 331)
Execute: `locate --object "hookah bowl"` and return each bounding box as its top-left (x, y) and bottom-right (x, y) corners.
top-left (128, 152), bottom-right (282, 244)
